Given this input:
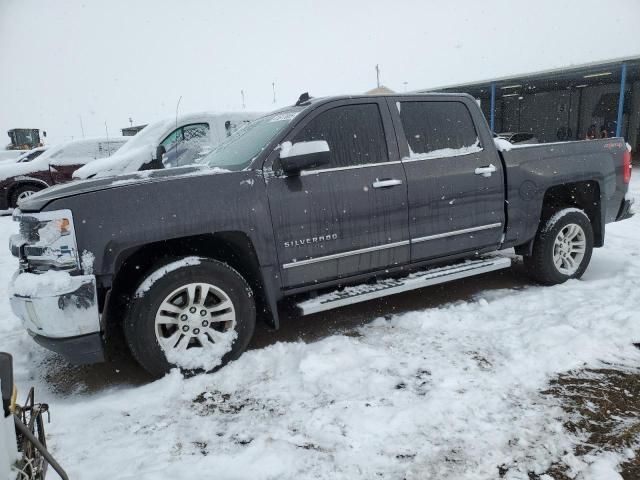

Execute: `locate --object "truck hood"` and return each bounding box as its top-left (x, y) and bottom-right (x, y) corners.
top-left (19, 165), bottom-right (222, 211)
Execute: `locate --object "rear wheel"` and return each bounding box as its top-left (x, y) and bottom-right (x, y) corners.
top-left (11, 184), bottom-right (43, 208)
top-left (523, 208), bottom-right (594, 285)
top-left (124, 257), bottom-right (255, 377)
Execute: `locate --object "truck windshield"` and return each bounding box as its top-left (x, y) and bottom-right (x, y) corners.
top-left (198, 109), bottom-right (303, 171)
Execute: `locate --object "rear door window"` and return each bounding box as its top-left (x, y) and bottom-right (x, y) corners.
top-left (293, 103), bottom-right (388, 169)
top-left (397, 101), bottom-right (480, 157)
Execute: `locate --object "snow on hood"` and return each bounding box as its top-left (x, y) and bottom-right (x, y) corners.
top-left (74, 144), bottom-right (155, 179)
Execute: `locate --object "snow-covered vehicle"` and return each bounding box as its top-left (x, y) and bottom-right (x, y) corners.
top-left (15, 147), bottom-right (48, 163)
top-left (0, 151), bottom-right (24, 163)
top-left (0, 137), bottom-right (126, 210)
top-left (0, 147), bottom-right (49, 167)
top-left (7, 93), bottom-right (634, 377)
top-left (73, 112), bottom-right (260, 179)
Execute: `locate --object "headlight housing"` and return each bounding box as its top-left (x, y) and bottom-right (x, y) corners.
top-left (11, 209), bottom-right (79, 271)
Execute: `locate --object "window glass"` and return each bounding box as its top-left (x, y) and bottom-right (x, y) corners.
top-left (161, 123), bottom-right (210, 168)
top-left (183, 123), bottom-right (209, 142)
top-left (398, 101), bottom-right (479, 155)
top-left (293, 103), bottom-right (387, 169)
top-left (160, 128), bottom-right (183, 149)
top-left (199, 109), bottom-right (302, 171)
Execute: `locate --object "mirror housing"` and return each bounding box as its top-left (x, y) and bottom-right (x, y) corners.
top-left (279, 140), bottom-right (330, 175)
top-left (155, 145), bottom-right (166, 161)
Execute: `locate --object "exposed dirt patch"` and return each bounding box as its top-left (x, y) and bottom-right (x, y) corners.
top-left (537, 367), bottom-right (640, 479)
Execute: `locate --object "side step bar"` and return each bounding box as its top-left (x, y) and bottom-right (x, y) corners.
top-left (297, 255), bottom-right (511, 315)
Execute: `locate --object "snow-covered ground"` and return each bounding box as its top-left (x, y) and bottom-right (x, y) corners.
top-left (1, 178), bottom-right (639, 479)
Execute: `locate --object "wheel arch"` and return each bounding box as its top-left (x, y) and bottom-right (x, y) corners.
top-left (104, 231), bottom-right (279, 332)
top-left (515, 180), bottom-right (603, 256)
top-left (7, 178), bottom-right (49, 207)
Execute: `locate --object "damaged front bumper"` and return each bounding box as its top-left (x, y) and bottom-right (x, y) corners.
top-left (9, 272), bottom-right (104, 364)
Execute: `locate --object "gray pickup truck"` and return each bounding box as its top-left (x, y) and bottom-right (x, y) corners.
top-left (9, 93), bottom-right (633, 377)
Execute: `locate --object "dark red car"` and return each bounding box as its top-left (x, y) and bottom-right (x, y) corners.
top-left (0, 136), bottom-right (126, 210)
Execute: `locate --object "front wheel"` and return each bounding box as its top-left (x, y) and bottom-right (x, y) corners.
top-left (124, 257), bottom-right (256, 377)
top-left (523, 208), bottom-right (594, 285)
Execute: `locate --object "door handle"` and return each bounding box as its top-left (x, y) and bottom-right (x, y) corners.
top-left (372, 178), bottom-right (403, 189)
top-left (474, 164), bottom-right (497, 177)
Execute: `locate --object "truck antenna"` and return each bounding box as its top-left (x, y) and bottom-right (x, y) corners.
top-left (104, 121), bottom-right (111, 155)
top-left (175, 96), bottom-right (182, 130)
top-left (79, 115), bottom-right (85, 138)
top-left (241, 90), bottom-right (246, 109)
top-left (272, 82), bottom-right (276, 104)
top-left (375, 64), bottom-right (381, 88)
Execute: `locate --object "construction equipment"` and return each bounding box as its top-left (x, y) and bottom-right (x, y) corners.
top-left (6, 129), bottom-right (45, 151)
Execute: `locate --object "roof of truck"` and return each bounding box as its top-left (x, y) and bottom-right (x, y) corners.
top-left (289, 91), bottom-right (473, 107)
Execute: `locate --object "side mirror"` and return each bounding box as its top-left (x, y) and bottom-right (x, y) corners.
top-left (279, 140), bottom-right (330, 175)
top-left (0, 352), bottom-right (14, 417)
top-left (155, 145), bottom-right (166, 161)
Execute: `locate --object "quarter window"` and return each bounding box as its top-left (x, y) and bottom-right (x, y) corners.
top-left (398, 101), bottom-right (479, 155)
top-left (293, 103), bottom-right (388, 169)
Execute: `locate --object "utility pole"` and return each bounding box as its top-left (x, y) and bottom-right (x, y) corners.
top-left (241, 89), bottom-right (246, 109)
top-left (403, 81), bottom-right (408, 92)
top-left (129, 117), bottom-right (133, 127)
top-left (272, 82), bottom-right (276, 104)
top-left (79, 115), bottom-right (85, 138)
top-left (375, 64), bottom-right (381, 88)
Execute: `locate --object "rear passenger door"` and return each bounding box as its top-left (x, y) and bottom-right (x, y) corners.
top-left (266, 99), bottom-right (409, 288)
top-left (389, 97), bottom-right (505, 261)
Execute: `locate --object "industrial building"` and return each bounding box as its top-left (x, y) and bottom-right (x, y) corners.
top-left (422, 56), bottom-right (640, 160)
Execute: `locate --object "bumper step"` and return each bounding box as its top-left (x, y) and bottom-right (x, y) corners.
top-left (297, 254), bottom-right (512, 315)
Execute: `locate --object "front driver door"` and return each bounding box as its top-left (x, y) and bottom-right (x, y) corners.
top-left (266, 99), bottom-right (409, 288)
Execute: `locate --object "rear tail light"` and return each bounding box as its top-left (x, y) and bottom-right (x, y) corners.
top-left (623, 150), bottom-right (632, 184)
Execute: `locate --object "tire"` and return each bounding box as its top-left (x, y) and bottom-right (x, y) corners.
top-left (10, 184), bottom-right (43, 208)
top-left (124, 257), bottom-right (256, 377)
top-left (523, 208), bottom-right (594, 285)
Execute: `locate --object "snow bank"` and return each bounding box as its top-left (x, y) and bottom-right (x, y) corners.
top-left (165, 329), bottom-right (237, 371)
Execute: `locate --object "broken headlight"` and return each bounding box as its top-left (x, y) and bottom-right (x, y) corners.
top-left (11, 209), bottom-right (80, 271)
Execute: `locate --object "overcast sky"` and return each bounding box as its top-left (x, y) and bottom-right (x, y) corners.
top-left (1, 0), bottom-right (639, 144)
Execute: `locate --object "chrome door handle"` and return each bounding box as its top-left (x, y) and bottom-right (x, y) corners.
top-left (474, 164), bottom-right (496, 177)
top-left (372, 178), bottom-right (403, 188)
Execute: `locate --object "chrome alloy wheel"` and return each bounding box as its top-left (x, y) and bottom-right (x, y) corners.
top-left (154, 282), bottom-right (236, 356)
top-left (552, 223), bottom-right (586, 276)
top-left (17, 190), bottom-right (36, 202)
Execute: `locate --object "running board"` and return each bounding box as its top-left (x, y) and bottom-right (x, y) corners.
top-left (297, 255), bottom-right (511, 315)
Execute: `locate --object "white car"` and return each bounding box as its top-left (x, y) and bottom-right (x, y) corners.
top-left (74, 111), bottom-right (261, 179)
